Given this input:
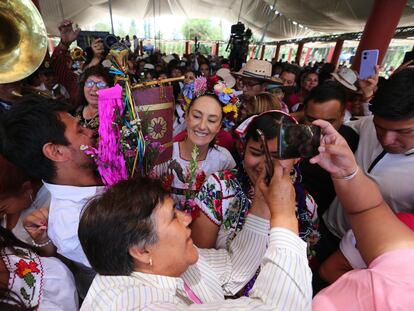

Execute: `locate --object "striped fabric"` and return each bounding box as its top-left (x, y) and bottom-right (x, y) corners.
top-left (81, 216), bottom-right (312, 310)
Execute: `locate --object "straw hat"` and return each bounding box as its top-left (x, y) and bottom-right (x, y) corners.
top-left (216, 68), bottom-right (236, 88)
top-left (233, 59), bottom-right (281, 84)
top-left (331, 67), bottom-right (358, 91)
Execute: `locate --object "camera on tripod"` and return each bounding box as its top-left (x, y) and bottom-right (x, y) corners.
top-left (226, 22), bottom-right (252, 71)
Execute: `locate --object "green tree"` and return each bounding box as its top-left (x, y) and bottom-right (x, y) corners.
top-left (94, 22), bottom-right (111, 32)
top-left (181, 19), bottom-right (222, 40)
top-left (129, 20), bottom-right (138, 36)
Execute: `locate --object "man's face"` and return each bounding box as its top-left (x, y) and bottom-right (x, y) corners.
top-left (280, 71), bottom-right (296, 87)
top-left (373, 115), bottom-right (414, 154)
top-left (58, 112), bottom-right (96, 169)
top-left (242, 78), bottom-right (265, 99)
top-left (304, 99), bottom-right (344, 131)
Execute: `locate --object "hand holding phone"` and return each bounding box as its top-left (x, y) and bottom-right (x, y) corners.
top-left (360, 49), bottom-right (379, 80)
top-left (278, 124), bottom-right (320, 159)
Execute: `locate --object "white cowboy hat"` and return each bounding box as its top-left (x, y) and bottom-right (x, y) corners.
top-left (331, 67), bottom-right (358, 91)
top-left (233, 59), bottom-right (282, 84)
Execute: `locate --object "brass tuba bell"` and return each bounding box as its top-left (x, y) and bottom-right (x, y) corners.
top-left (0, 0), bottom-right (48, 83)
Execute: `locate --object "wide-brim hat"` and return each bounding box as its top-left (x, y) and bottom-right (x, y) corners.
top-left (233, 59), bottom-right (281, 84)
top-left (331, 68), bottom-right (357, 91)
top-left (216, 68), bottom-right (236, 88)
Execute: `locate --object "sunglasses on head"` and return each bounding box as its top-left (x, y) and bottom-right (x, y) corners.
top-left (85, 79), bottom-right (107, 89)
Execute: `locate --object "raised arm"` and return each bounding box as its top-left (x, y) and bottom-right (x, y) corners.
top-left (310, 120), bottom-right (414, 265)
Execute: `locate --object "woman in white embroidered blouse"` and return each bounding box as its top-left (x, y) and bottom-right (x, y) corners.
top-left (159, 94), bottom-right (236, 205)
top-left (0, 227), bottom-right (78, 310)
top-left (191, 111), bottom-right (319, 258)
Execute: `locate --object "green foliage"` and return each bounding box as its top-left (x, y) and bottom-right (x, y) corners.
top-left (181, 19), bottom-right (222, 40)
top-left (94, 22), bottom-right (111, 32)
top-left (129, 20), bottom-right (138, 36)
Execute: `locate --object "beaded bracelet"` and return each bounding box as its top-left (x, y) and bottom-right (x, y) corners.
top-left (31, 239), bottom-right (52, 248)
top-left (332, 167), bottom-right (359, 181)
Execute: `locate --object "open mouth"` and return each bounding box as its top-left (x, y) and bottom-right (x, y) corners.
top-left (194, 130), bottom-right (208, 137)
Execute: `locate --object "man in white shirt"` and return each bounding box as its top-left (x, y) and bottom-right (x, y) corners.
top-left (0, 96), bottom-right (102, 296)
top-left (324, 68), bottom-right (414, 238)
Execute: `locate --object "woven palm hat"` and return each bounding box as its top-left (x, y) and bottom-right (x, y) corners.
top-left (331, 67), bottom-right (358, 91)
top-left (233, 59), bottom-right (281, 84)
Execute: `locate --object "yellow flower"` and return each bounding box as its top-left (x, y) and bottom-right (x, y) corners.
top-left (224, 88), bottom-right (233, 94)
top-left (147, 117), bottom-right (167, 140)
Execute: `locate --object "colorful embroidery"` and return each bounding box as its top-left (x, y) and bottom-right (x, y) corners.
top-left (1, 247), bottom-right (43, 308)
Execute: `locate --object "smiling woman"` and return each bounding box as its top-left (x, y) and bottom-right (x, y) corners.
top-left (74, 65), bottom-right (114, 131)
top-left (159, 94), bottom-right (236, 207)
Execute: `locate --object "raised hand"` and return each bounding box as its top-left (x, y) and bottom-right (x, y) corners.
top-left (357, 65), bottom-right (379, 100)
top-left (309, 120), bottom-right (357, 178)
top-left (23, 207), bottom-right (50, 244)
top-left (256, 160), bottom-right (297, 233)
top-left (58, 19), bottom-right (81, 46)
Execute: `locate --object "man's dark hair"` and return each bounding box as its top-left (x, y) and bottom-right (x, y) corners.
top-left (0, 95), bottom-right (70, 182)
top-left (370, 68), bottom-right (414, 120)
top-left (79, 177), bottom-right (167, 275)
top-left (304, 81), bottom-right (346, 110)
top-left (281, 64), bottom-right (300, 78)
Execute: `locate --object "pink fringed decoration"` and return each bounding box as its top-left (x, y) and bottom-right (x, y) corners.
top-left (97, 84), bottom-right (129, 186)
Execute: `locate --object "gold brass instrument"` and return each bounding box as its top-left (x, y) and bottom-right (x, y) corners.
top-left (70, 46), bottom-right (86, 61)
top-left (0, 0), bottom-right (48, 83)
top-left (131, 76), bottom-right (185, 89)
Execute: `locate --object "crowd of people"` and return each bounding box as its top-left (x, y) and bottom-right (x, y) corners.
top-left (0, 18), bottom-right (414, 310)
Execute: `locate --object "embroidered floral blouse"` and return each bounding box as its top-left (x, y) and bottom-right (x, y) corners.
top-left (194, 169), bottom-right (320, 259)
top-left (1, 246), bottom-right (78, 310)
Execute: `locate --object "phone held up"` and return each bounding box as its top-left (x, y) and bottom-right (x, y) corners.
top-left (257, 124), bottom-right (321, 184)
top-left (359, 49), bottom-right (379, 80)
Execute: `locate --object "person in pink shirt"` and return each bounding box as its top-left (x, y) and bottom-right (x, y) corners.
top-left (310, 120), bottom-right (414, 311)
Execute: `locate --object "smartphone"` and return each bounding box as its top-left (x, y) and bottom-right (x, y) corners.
top-left (278, 124), bottom-right (320, 159)
top-left (359, 49), bottom-right (379, 80)
top-left (257, 129), bottom-right (274, 184)
top-left (402, 51), bottom-right (414, 64)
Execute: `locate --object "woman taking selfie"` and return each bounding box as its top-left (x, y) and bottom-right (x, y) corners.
top-left (191, 110), bottom-right (319, 259)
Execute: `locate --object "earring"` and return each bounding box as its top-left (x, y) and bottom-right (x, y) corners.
top-left (289, 167), bottom-right (297, 183)
top-left (149, 258), bottom-right (153, 266)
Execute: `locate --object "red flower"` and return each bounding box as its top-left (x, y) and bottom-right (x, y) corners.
top-left (230, 95), bottom-right (239, 104)
top-left (223, 170), bottom-right (235, 181)
top-left (213, 199), bottom-right (222, 217)
top-left (194, 171), bottom-right (206, 191)
top-left (15, 259), bottom-right (40, 278)
top-left (207, 75), bottom-right (220, 91)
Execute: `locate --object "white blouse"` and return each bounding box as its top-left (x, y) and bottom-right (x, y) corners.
top-left (1, 246), bottom-right (78, 310)
top-left (170, 142), bottom-right (236, 194)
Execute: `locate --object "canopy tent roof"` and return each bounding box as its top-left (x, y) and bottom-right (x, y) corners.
top-left (39, 0), bottom-right (414, 40)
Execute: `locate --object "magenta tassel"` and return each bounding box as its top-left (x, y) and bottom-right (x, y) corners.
top-left (97, 84), bottom-right (129, 186)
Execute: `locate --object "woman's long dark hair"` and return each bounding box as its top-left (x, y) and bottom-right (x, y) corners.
top-left (245, 111), bottom-right (295, 143)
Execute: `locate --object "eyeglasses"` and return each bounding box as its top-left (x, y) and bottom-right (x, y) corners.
top-left (242, 79), bottom-right (262, 87)
top-left (85, 79), bottom-right (107, 89)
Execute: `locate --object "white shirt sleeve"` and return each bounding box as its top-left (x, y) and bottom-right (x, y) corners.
top-left (339, 229), bottom-right (367, 269)
top-left (142, 227), bottom-right (312, 310)
top-left (215, 146), bottom-right (236, 170)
